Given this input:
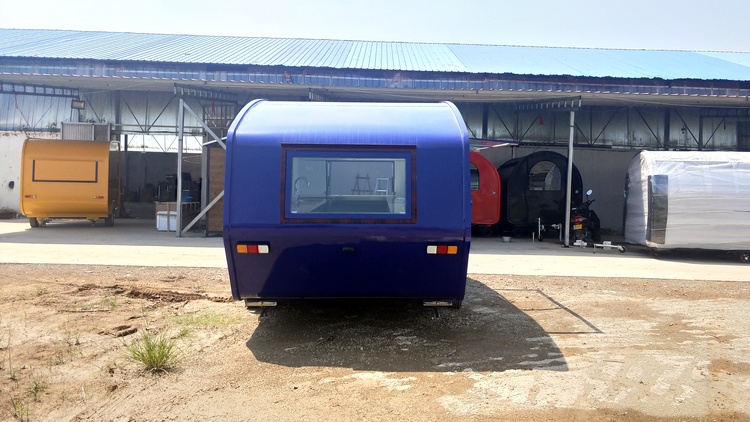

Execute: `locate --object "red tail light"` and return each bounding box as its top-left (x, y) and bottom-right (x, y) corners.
top-left (427, 245), bottom-right (458, 255)
top-left (236, 243), bottom-right (270, 254)
top-left (572, 216), bottom-right (583, 224)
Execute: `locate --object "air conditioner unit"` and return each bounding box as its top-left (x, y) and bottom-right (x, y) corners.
top-left (61, 122), bottom-right (110, 141)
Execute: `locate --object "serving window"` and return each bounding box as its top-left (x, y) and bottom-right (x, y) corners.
top-left (528, 161), bottom-right (561, 191)
top-left (33, 159), bottom-right (98, 183)
top-left (470, 163), bottom-right (479, 190)
top-left (282, 146), bottom-right (416, 224)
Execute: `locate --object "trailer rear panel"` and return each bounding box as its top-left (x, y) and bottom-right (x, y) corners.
top-left (223, 100), bottom-right (471, 306)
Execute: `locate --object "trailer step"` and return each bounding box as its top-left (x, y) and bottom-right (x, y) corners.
top-left (423, 300), bottom-right (454, 307)
top-left (244, 300), bottom-right (277, 308)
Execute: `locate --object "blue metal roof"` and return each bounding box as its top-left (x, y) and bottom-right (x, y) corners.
top-left (448, 45), bottom-right (750, 79)
top-left (1, 28), bottom-right (749, 80)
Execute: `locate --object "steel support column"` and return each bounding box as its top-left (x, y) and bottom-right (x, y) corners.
top-left (564, 110), bottom-right (575, 247)
top-left (175, 87), bottom-right (232, 237)
top-left (515, 97), bottom-right (581, 246)
top-left (177, 98), bottom-right (185, 236)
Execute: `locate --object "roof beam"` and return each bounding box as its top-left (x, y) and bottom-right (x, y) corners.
top-left (515, 96), bottom-right (582, 112)
top-left (174, 84), bottom-right (237, 103)
top-left (0, 81), bottom-right (79, 98)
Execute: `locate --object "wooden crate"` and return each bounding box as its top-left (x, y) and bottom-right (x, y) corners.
top-left (207, 147), bottom-right (225, 233)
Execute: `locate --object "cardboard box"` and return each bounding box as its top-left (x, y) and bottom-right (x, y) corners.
top-left (156, 211), bottom-right (176, 232)
top-left (155, 202), bottom-right (200, 232)
top-left (155, 202), bottom-right (177, 213)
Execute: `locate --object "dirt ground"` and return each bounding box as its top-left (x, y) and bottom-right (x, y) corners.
top-left (1, 263), bottom-right (749, 422)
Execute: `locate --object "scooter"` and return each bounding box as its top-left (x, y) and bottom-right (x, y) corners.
top-left (570, 189), bottom-right (601, 246)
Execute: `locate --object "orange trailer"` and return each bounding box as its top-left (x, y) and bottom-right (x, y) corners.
top-left (19, 139), bottom-right (120, 228)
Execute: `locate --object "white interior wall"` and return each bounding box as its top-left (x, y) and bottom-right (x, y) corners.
top-left (0, 132), bottom-right (60, 213)
top-left (480, 145), bottom-right (640, 234)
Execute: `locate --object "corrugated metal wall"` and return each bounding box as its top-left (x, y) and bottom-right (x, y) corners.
top-left (0, 93), bottom-right (73, 132)
top-left (1, 90), bottom-right (212, 152)
top-left (1, 90), bottom-right (744, 151)
top-left (456, 103), bottom-right (740, 150)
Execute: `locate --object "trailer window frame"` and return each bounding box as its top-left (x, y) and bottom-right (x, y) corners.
top-left (281, 144), bottom-right (417, 224)
top-left (32, 159), bottom-right (99, 183)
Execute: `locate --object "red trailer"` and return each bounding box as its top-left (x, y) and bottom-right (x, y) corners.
top-left (470, 151), bottom-right (501, 229)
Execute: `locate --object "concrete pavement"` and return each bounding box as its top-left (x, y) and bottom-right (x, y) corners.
top-left (0, 218), bottom-right (747, 282)
top-left (0, 218), bottom-right (225, 267)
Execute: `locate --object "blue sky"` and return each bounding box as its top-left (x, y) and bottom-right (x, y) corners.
top-left (1, 0), bottom-right (748, 51)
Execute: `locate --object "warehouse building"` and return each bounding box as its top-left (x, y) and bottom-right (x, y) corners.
top-left (1, 28), bottom-right (749, 234)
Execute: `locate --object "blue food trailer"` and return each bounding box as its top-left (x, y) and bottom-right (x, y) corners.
top-left (223, 100), bottom-right (471, 309)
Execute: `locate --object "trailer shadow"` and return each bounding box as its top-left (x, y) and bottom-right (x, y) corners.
top-left (245, 278), bottom-right (571, 373)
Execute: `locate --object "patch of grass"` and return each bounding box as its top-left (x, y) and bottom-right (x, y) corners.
top-left (71, 296), bottom-right (118, 312)
top-left (100, 296), bottom-right (118, 311)
top-left (173, 312), bottom-right (238, 327)
top-left (47, 350), bottom-right (66, 367)
top-left (0, 334), bottom-right (5, 371)
top-left (127, 332), bottom-right (179, 373)
top-left (64, 331), bottom-right (81, 347)
top-left (3, 328), bottom-right (12, 374)
top-left (47, 334), bottom-right (82, 367)
top-left (8, 366), bottom-right (19, 381)
top-left (27, 378), bottom-right (48, 402)
top-left (175, 327), bottom-right (192, 339)
top-left (8, 395), bottom-right (29, 421)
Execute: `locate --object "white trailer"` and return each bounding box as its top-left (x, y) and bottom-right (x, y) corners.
top-left (623, 150), bottom-right (750, 262)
